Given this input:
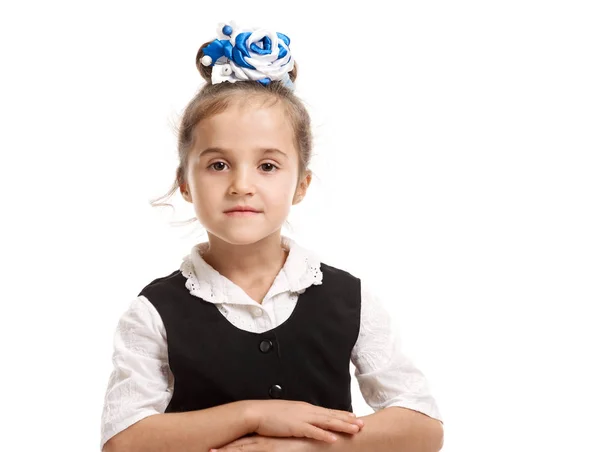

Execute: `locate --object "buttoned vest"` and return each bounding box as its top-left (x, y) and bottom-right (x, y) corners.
top-left (139, 263), bottom-right (361, 412)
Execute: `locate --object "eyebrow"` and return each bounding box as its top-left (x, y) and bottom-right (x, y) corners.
top-left (198, 147), bottom-right (289, 159)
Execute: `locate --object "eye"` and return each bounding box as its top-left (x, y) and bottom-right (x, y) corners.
top-left (209, 161), bottom-right (228, 171)
top-left (260, 163), bottom-right (278, 172)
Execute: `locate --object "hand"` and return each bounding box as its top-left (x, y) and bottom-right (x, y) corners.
top-left (211, 435), bottom-right (316, 452)
top-left (247, 400), bottom-right (364, 443)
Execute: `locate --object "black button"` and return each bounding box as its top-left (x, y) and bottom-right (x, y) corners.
top-left (269, 384), bottom-right (283, 399)
top-left (259, 339), bottom-right (273, 353)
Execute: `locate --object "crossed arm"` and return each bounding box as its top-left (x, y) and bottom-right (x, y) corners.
top-left (104, 403), bottom-right (443, 452)
top-left (216, 406), bottom-right (444, 452)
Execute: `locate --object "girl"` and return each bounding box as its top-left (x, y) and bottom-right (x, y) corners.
top-left (100, 21), bottom-right (444, 452)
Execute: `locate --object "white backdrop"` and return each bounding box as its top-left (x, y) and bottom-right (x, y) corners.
top-left (1, 1), bottom-right (598, 451)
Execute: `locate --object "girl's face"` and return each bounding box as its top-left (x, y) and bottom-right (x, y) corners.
top-left (181, 97), bottom-right (311, 245)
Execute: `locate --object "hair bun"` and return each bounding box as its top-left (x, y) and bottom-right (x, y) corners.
top-left (196, 41), bottom-right (215, 83)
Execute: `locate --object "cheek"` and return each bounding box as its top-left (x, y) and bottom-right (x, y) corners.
top-left (190, 176), bottom-right (219, 206)
top-left (265, 182), bottom-right (297, 210)
top-left (194, 176), bottom-right (211, 195)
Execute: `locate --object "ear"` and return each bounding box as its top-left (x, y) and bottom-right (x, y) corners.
top-left (293, 170), bottom-right (312, 205)
top-left (180, 182), bottom-right (193, 203)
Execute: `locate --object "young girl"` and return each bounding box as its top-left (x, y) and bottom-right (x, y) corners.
top-left (100, 21), bottom-right (444, 452)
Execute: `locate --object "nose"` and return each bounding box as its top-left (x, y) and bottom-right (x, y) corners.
top-left (228, 166), bottom-right (256, 196)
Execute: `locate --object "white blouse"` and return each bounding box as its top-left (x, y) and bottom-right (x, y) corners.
top-left (100, 236), bottom-right (443, 450)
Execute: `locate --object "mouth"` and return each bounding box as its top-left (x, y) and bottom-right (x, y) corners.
top-left (224, 208), bottom-right (262, 216)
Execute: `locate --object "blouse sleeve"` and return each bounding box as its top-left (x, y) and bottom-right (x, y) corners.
top-left (351, 282), bottom-right (443, 422)
top-left (100, 296), bottom-right (173, 450)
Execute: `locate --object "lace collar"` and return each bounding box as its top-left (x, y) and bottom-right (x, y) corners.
top-left (179, 236), bottom-right (323, 305)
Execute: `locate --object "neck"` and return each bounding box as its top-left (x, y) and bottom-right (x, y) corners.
top-left (202, 231), bottom-right (288, 283)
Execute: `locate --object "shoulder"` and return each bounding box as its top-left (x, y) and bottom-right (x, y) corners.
top-left (319, 262), bottom-right (362, 292)
top-left (317, 262), bottom-right (363, 302)
top-left (137, 269), bottom-right (187, 300)
top-left (139, 269), bottom-right (184, 291)
top-left (320, 262), bottom-right (361, 282)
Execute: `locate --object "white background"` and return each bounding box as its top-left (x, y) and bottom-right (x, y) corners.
top-left (1, 1), bottom-right (598, 451)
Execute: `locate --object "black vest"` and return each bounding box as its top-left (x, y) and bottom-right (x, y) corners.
top-left (139, 263), bottom-right (361, 413)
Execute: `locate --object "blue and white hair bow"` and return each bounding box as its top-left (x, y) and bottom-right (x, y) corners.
top-left (200, 21), bottom-right (295, 90)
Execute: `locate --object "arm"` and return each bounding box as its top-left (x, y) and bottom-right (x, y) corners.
top-left (348, 282), bottom-right (444, 450)
top-left (305, 407), bottom-right (443, 452)
top-left (215, 407), bottom-right (442, 452)
top-left (104, 400), bottom-right (257, 452)
top-left (101, 297), bottom-right (259, 452)
top-left (100, 296), bottom-right (257, 452)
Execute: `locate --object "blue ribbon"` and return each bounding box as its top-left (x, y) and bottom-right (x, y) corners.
top-left (203, 39), bottom-right (234, 64)
top-left (202, 30), bottom-right (293, 89)
top-left (204, 32), bottom-right (291, 68)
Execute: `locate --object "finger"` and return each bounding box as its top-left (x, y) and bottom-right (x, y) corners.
top-left (333, 411), bottom-right (364, 428)
top-left (212, 444), bottom-right (255, 451)
top-left (214, 446), bottom-right (256, 452)
top-left (322, 408), bottom-right (360, 423)
top-left (211, 436), bottom-right (259, 451)
top-left (314, 416), bottom-right (362, 434)
top-left (327, 408), bottom-right (356, 417)
top-left (314, 411), bottom-right (364, 428)
top-left (301, 424), bottom-right (339, 443)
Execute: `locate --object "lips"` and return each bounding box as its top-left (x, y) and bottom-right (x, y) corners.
top-left (224, 206), bottom-right (261, 213)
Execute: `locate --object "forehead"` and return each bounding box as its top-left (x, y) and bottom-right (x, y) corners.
top-left (193, 97), bottom-right (296, 154)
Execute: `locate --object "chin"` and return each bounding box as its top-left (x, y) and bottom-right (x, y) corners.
top-left (207, 227), bottom-right (278, 246)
